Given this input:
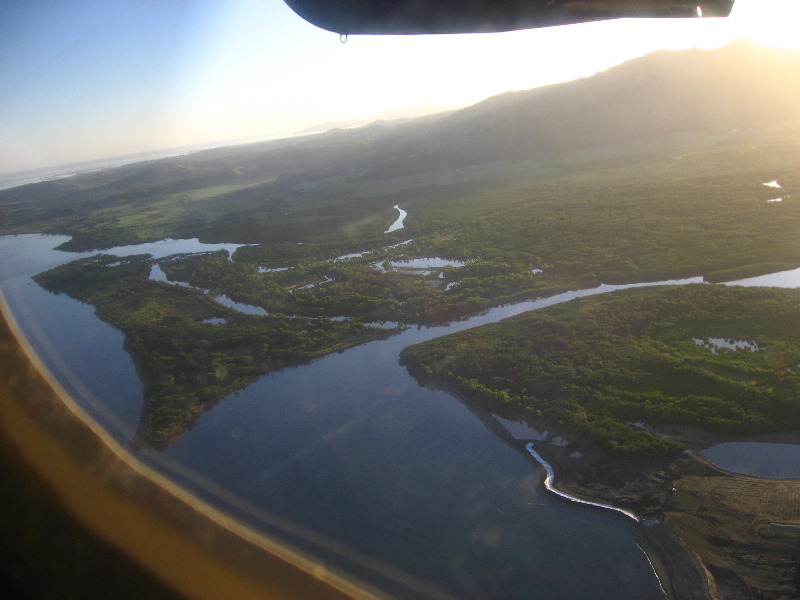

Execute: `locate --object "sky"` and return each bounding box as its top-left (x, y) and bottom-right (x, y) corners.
top-left (0, 0), bottom-right (798, 177)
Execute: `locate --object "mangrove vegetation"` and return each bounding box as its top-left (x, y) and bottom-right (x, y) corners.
top-left (400, 285), bottom-right (800, 456)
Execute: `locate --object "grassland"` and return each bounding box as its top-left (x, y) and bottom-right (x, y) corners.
top-left (666, 467), bottom-right (800, 600)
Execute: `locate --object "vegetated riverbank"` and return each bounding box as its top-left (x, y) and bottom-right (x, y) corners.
top-left (401, 285), bottom-right (800, 455)
top-left (33, 253), bottom-right (401, 446)
top-left (438, 376), bottom-right (798, 600)
top-left (417, 375), bottom-right (718, 600)
top-left (10, 232), bottom-right (800, 599)
top-left (401, 284), bottom-right (800, 599)
top-left (0, 303), bottom-right (370, 600)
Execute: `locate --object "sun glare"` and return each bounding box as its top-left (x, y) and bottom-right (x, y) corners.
top-left (731, 0), bottom-right (800, 49)
top-left (1, 0), bottom-right (798, 177)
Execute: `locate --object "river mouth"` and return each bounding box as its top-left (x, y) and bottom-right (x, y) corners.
top-left (5, 233), bottom-right (800, 599)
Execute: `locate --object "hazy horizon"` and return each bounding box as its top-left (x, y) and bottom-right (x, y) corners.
top-left (1, 0), bottom-right (797, 179)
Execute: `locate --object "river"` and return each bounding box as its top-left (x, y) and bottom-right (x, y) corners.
top-left (385, 205), bottom-right (407, 233)
top-left (3, 233), bottom-right (799, 599)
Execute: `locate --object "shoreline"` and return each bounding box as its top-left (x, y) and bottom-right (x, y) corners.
top-left (8, 230), bottom-right (800, 598)
top-left (524, 442), bottom-right (641, 522)
top-left (523, 425), bottom-right (800, 600)
top-left (0, 298), bottom-right (380, 600)
top-left (510, 417), bottom-right (800, 600)
top-left (529, 441), bottom-right (719, 600)
top-left (419, 375), bottom-right (719, 600)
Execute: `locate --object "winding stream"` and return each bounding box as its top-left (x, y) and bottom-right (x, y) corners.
top-left (385, 205), bottom-right (407, 233)
top-left (3, 233), bottom-right (800, 599)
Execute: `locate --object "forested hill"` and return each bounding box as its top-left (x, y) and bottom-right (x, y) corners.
top-left (243, 40), bottom-right (800, 181)
top-left (368, 41), bottom-right (800, 176)
top-left (2, 41), bottom-right (799, 249)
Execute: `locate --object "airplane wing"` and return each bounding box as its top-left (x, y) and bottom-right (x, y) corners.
top-left (284, 0), bottom-right (735, 35)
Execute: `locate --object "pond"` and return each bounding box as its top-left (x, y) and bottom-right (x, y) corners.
top-left (259, 266), bottom-right (291, 272)
top-left (692, 337), bottom-right (760, 354)
top-left (202, 317), bottom-right (227, 325)
top-left (375, 257), bottom-right (467, 270)
top-left (701, 442), bottom-right (800, 479)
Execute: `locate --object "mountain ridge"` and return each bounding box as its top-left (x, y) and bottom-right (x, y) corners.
top-left (3, 41), bottom-right (799, 247)
top-left (296, 103), bottom-right (464, 134)
top-left (350, 40), bottom-right (800, 178)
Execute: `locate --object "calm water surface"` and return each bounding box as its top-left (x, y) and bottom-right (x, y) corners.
top-left (9, 233), bottom-right (800, 598)
top-left (701, 442), bottom-right (800, 479)
top-left (385, 205), bottom-right (407, 233)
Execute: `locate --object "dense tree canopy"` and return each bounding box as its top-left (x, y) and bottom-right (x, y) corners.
top-left (401, 285), bottom-right (800, 456)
